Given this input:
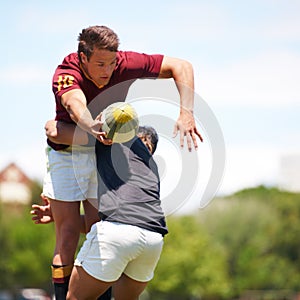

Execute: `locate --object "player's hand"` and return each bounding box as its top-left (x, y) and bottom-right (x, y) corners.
top-left (173, 110), bottom-right (203, 151)
top-left (94, 113), bottom-right (112, 145)
top-left (31, 194), bottom-right (54, 224)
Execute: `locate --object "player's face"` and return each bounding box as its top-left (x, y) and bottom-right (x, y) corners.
top-left (80, 49), bottom-right (117, 87)
top-left (138, 134), bottom-right (154, 154)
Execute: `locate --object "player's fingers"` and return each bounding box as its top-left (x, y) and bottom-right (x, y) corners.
top-left (97, 134), bottom-right (104, 143)
top-left (190, 132), bottom-right (198, 150)
top-left (95, 112), bottom-right (103, 122)
top-left (40, 193), bottom-right (46, 199)
top-left (195, 128), bottom-right (204, 142)
top-left (180, 129), bottom-right (185, 148)
top-left (186, 133), bottom-right (193, 152)
top-left (102, 140), bottom-right (113, 145)
top-left (40, 193), bottom-right (50, 205)
top-left (31, 216), bottom-right (41, 223)
top-left (173, 124), bottom-right (178, 138)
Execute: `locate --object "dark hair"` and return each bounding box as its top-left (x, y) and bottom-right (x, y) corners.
top-left (138, 126), bottom-right (159, 154)
top-left (77, 25), bottom-right (119, 61)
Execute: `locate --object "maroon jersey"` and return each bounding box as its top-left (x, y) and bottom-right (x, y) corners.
top-left (49, 51), bottom-right (164, 150)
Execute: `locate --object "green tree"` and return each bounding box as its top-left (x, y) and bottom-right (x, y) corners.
top-left (2, 184), bottom-right (300, 299)
top-left (148, 215), bottom-right (231, 300)
top-left (0, 203), bottom-right (14, 288)
top-left (29, 179), bottom-right (43, 206)
top-left (0, 204), bottom-right (55, 293)
top-left (202, 187), bottom-right (300, 295)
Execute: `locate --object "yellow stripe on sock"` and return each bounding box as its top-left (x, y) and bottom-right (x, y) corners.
top-left (51, 265), bottom-right (73, 279)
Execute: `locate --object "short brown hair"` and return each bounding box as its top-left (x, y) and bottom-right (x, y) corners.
top-left (77, 25), bottom-right (119, 61)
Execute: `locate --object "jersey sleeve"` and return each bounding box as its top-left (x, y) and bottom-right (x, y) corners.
top-left (52, 68), bottom-right (82, 98)
top-left (117, 51), bottom-right (164, 79)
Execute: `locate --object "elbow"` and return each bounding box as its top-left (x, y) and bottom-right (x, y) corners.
top-left (44, 120), bottom-right (58, 139)
top-left (47, 130), bottom-right (58, 139)
top-left (181, 59), bottom-right (194, 74)
top-left (173, 58), bottom-right (194, 79)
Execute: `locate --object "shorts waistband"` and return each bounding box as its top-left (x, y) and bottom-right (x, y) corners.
top-left (46, 145), bottom-right (95, 153)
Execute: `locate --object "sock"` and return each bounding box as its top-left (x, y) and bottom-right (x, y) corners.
top-left (52, 264), bottom-right (73, 300)
top-left (97, 287), bottom-right (112, 300)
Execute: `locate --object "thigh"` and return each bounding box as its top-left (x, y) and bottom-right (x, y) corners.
top-left (113, 274), bottom-right (148, 300)
top-left (83, 199), bottom-right (100, 233)
top-left (50, 199), bottom-right (81, 227)
top-left (67, 265), bottom-right (113, 300)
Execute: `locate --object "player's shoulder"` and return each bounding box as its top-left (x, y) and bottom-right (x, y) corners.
top-left (60, 52), bottom-right (80, 67)
top-left (54, 53), bottom-right (81, 77)
top-left (116, 50), bottom-right (163, 69)
top-left (116, 50), bottom-right (145, 60)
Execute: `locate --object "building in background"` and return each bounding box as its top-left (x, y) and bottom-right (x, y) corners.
top-left (0, 162), bottom-right (32, 205)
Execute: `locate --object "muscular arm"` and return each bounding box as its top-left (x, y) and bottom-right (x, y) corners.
top-left (61, 89), bottom-right (102, 136)
top-left (46, 89), bottom-right (108, 145)
top-left (158, 56), bottom-right (203, 150)
top-left (45, 120), bottom-right (89, 145)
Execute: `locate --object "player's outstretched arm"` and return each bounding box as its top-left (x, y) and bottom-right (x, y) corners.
top-left (158, 56), bottom-right (203, 151)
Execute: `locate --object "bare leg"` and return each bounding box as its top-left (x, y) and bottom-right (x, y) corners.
top-left (50, 199), bottom-right (82, 300)
top-left (67, 266), bottom-right (113, 300)
top-left (83, 199), bottom-right (100, 233)
top-left (82, 200), bottom-right (112, 300)
top-left (113, 274), bottom-right (148, 300)
top-left (50, 199), bottom-right (82, 265)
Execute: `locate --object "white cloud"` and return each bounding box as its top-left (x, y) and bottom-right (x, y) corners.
top-left (263, 18), bottom-right (300, 40)
top-left (16, 7), bottom-right (84, 34)
top-left (197, 50), bottom-right (300, 108)
top-left (175, 141), bottom-right (288, 213)
top-left (168, 2), bottom-right (229, 39)
top-left (218, 143), bottom-right (286, 195)
top-left (0, 65), bottom-right (52, 85)
top-left (279, 153), bottom-right (300, 192)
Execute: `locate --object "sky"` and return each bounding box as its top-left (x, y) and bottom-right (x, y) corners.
top-left (0, 0), bottom-right (299, 213)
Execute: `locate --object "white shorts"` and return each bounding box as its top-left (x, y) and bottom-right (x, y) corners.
top-left (42, 145), bottom-right (98, 201)
top-left (74, 221), bottom-right (164, 282)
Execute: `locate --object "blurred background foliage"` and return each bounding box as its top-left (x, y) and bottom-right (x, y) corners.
top-left (1, 184), bottom-right (300, 299)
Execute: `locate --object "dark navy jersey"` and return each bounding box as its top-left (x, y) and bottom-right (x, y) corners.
top-left (95, 137), bottom-right (168, 236)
